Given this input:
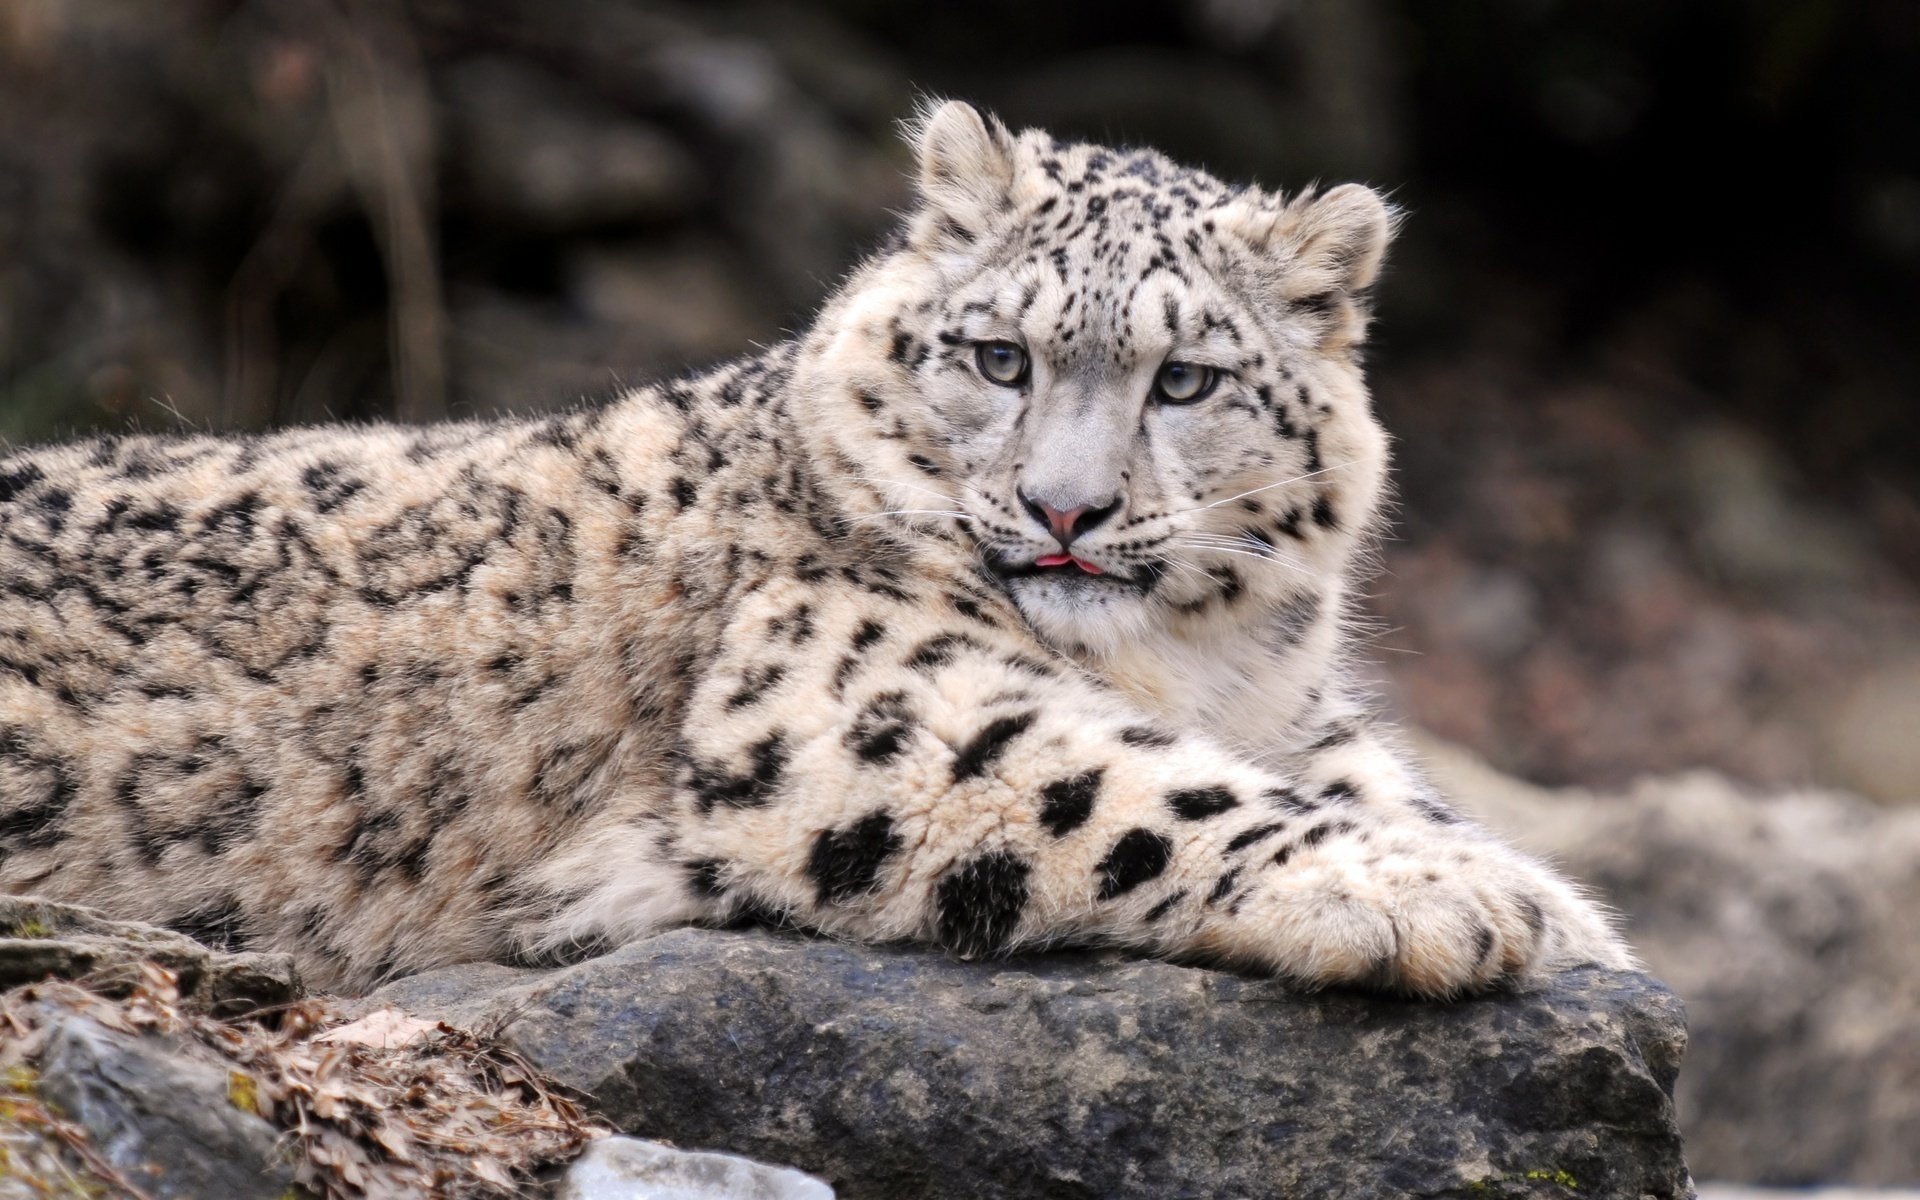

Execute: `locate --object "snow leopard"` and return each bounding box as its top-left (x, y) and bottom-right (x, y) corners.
top-left (0, 102), bottom-right (1629, 994)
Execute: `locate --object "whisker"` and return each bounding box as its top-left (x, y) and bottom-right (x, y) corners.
top-left (1172, 540), bottom-right (1294, 566)
top-left (1162, 461), bottom-right (1357, 516)
top-left (845, 509), bottom-right (972, 525)
top-left (884, 477), bottom-right (965, 507)
top-left (1181, 539), bottom-right (1307, 565)
top-left (1159, 555), bottom-right (1209, 585)
top-left (1178, 532), bottom-right (1288, 547)
top-left (1171, 534), bottom-right (1308, 569)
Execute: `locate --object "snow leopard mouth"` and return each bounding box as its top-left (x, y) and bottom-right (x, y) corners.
top-left (984, 550), bottom-right (1164, 593)
top-left (1033, 552), bottom-right (1103, 575)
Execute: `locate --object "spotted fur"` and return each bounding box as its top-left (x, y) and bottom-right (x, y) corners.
top-left (0, 103), bottom-right (1629, 994)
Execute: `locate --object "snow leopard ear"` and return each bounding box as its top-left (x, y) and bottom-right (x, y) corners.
top-left (904, 100), bottom-right (1018, 253)
top-left (1225, 183), bottom-right (1399, 344)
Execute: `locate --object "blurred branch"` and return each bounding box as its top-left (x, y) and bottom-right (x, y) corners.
top-left (320, 0), bottom-right (444, 423)
top-left (223, 138), bottom-right (338, 428)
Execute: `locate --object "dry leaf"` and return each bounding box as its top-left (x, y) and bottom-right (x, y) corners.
top-left (370, 1118), bottom-right (417, 1163)
top-left (5, 963), bottom-right (610, 1200)
top-left (315, 1009), bottom-right (440, 1050)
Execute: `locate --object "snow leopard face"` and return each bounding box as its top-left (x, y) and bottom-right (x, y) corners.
top-left (811, 103), bottom-right (1396, 655)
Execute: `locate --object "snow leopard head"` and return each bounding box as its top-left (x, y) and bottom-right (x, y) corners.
top-left (804, 101), bottom-right (1396, 655)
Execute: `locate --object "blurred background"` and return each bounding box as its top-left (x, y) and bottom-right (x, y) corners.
top-left (1, 0), bottom-right (1915, 1189)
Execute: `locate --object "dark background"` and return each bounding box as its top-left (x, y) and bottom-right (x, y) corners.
top-left (2, 0), bottom-right (1917, 796)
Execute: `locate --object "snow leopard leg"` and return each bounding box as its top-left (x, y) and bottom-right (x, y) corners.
top-left (544, 583), bottom-right (1630, 996)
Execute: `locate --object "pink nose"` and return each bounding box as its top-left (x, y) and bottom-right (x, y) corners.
top-left (1017, 489), bottom-right (1121, 546)
top-left (1039, 503), bottom-right (1089, 543)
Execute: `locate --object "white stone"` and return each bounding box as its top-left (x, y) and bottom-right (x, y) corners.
top-left (1697, 1188), bottom-right (1920, 1200)
top-left (556, 1135), bottom-right (835, 1200)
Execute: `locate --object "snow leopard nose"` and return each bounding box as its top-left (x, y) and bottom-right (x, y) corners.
top-left (1018, 489), bottom-right (1120, 547)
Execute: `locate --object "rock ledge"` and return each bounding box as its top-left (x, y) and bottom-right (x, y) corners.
top-left (376, 928), bottom-right (1693, 1200)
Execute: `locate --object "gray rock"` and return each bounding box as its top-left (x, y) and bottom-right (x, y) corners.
top-left (557, 1135), bottom-right (835, 1200)
top-left (0, 896), bottom-right (300, 1016)
top-left (376, 928), bottom-right (1691, 1200)
top-left (1421, 737), bottom-right (1920, 1186)
top-left (1697, 1190), bottom-right (1920, 1200)
top-left (35, 1013), bottom-right (297, 1200)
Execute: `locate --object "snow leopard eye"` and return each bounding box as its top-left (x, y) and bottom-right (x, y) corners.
top-left (974, 341), bottom-right (1029, 386)
top-left (1153, 361), bottom-right (1217, 404)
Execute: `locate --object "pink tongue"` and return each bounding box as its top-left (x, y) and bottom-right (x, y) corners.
top-left (1035, 553), bottom-right (1104, 575)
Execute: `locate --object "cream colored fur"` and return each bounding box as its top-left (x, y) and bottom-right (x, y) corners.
top-left (0, 102), bottom-right (1629, 995)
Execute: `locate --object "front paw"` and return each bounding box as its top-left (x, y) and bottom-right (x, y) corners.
top-left (1226, 836), bottom-right (1624, 997)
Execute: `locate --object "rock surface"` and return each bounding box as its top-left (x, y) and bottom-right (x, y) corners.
top-left (1423, 738), bottom-right (1920, 1186)
top-left (0, 896), bottom-right (300, 1015)
top-left (556, 1135), bottom-right (836, 1200)
top-left (375, 928), bottom-right (1692, 1200)
top-left (1698, 1190), bottom-right (1920, 1200)
top-left (34, 1013), bottom-right (297, 1200)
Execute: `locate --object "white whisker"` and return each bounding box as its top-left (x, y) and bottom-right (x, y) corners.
top-left (1171, 534), bottom-right (1309, 570)
top-left (1172, 540), bottom-right (1293, 566)
top-left (845, 509), bottom-right (972, 525)
top-left (1178, 532), bottom-right (1284, 547)
top-left (884, 477), bottom-right (965, 507)
top-left (1186, 538), bottom-right (1306, 565)
top-left (1162, 461), bottom-right (1357, 516)
top-left (1159, 555), bottom-right (1209, 585)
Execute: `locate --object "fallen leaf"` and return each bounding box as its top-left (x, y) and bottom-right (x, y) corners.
top-left (315, 1009), bottom-right (440, 1050)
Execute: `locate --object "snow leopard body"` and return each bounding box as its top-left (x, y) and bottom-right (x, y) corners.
top-left (0, 103), bottom-right (1628, 993)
